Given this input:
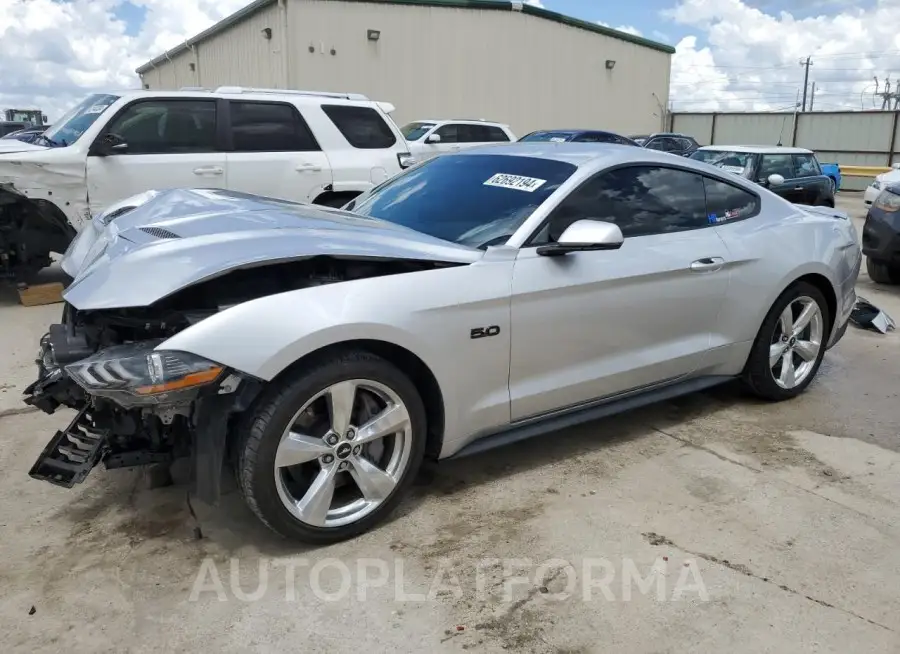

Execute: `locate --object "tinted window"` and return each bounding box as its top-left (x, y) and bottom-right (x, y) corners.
top-left (645, 137), bottom-right (678, 152)
top-left (103, 100), bottom-right (216, 154)
top-left (758, 154), bottom-right (794, 180)
top-left (485, 126), bottom-right (511, 142)
top-left (435, 124), bottom-right (460, 143)
top-left (572, 132), bottom-right (631, 144)
top-left (401, 122), bottom-right (436, 141)
top-left (703, 177), bottom-right (760, 224)
top-left (457, 124), bottom-right (486, 143)
top-left (533, 165), bottom-right (708, 242)
top-left (230, 102), bottom-right (318, 152)
top-left (351, 154), bottom-right (576, 248)
top-left (793, 154), bottom-right (821, 177)
top-left (321, 105), bottom-right (396, 149)
top-left (675, 137), bottom-right (695, 151)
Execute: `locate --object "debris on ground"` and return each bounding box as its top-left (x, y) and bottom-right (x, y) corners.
top-left (28, 606), bottom-right (35, 615)
top-left (850, 297), bottom-right (896, 334)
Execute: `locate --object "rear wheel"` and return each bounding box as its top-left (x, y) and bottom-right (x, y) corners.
top-left (743, 282), bottom-right (830, 401)
top-left (236, 350), bottom-right (427, 544)
top-left (866, 257), bottom-right (900, 285)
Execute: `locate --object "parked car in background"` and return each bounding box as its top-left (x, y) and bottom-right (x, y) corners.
top-left (401, 119), bottom-right (515, 162)
top-left (0, 86), bottom-right (413, 280)
top-left (864, 164), bottom-right (900, 205)
top-left (518, 129), bottom-right (639, 145)
top-left (25, 143), bottom-right (860, 544)
top-left (862, 182), bottom-right (900, 284)
top-left (630, 132), bottom-right (700, 156)
top-left (0, 125), bottom-right (52, 144)
top-left (820, 162), bottom-right (841, 193)
top-left (690, 145), bottom-right (835, 207)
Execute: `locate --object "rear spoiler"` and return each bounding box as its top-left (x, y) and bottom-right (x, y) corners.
top-left (376, 101), bottom-right (396, 114)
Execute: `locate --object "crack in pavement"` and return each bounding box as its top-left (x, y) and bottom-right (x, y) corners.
top-left (652, 426), bottom-right (898, 531)
top-left (0, 405), bottom-right (37, 420)
top-left (642, 531), bottom-right (895, 633)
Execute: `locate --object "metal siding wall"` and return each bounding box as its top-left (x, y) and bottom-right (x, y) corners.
top-left (285, 0), bottom-right (671, 135)
top-left (794, 112), bottom-right (895, 153)
top-left (712, 114), bottom-right (791, 145)
top-left (154, 50), bottom-right (199, 89)
top-left (670, 114), bottom-right (713, 144)
top-left (197, 4), bottom-right (285, 88)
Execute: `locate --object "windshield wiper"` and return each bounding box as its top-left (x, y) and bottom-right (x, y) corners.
top-left (34, 134), bottom-right (64, 148)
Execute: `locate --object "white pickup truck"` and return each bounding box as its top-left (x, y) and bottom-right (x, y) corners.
top-left (0, 87), bottom-right (413, 280)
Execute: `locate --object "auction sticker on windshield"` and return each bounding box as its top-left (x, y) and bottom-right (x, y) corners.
top-left (484, 173), bottom-right (547, 192)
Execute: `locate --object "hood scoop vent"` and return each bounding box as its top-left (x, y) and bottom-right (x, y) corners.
top-left (140, 227), bottom-right (181, 240)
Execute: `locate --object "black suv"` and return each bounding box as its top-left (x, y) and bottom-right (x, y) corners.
top-left (862, 183), bottom-right (900, 284)
top-left (630, 132), bottom-right (699, 156)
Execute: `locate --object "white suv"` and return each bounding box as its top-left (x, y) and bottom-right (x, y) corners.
top-left (401, 119), bottom-right (516, 162)
top-left (0, 86), bottom-right (413, 279)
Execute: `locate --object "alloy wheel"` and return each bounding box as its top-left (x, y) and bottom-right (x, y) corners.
top-left (273, 379), bottom-right (412, 528)
top-left (768, 295), bottom-right (824, 390)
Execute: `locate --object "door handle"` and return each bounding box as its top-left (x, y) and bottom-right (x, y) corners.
top-left (793, 187), bottom-right (803, 191)
top-left (690, 257), bottom-right (725, 273)
top-left (296, 163), bottom-right (322, 172)
top-left (193, 166), bottom-right (223, 175)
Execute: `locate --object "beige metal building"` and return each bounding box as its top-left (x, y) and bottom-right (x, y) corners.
top-left (135, 0), bottom-right (673, 136)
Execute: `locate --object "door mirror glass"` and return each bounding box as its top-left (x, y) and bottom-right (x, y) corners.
top-left (537, 220), bottom-right (624, 256)
top-left (92, 132), bottom-right (128, 156)
top-left (425, 133), bottom-right (441, 144)
top-left (767, 173), bottom-right (785, 186)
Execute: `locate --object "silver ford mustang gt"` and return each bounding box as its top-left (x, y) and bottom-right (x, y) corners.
top-left (24, 143), bottom-right (861, 543)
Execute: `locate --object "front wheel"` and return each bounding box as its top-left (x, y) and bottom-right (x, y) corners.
top-left (743, 282), bottom-right (830, 401)
top-left (236, 351), bottom-right (427, 544)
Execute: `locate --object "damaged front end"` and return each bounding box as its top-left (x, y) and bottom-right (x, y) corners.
top-left (24, 302), bottom-right (262, 502)
top-left (0, 184), bottom-right (76, 280)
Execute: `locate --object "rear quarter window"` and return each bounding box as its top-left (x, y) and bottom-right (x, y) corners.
top-left (703, 176), bottom-right (760, 224)
top-left (321, 105), bottom-right (397, 149)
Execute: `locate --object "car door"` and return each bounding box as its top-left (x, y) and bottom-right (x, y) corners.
top-left (423, 123), bottom-right (462, 160)
top-left (756, 153), bottom-right (804, 203)
top-left (508, 164), bottom-right (731, 421)
top-left (86, 98), bottom-right (224, 215)
top-left (792, 153), bottom-right (828, 205)
top-left (223, 100), bottom-right (331, 203)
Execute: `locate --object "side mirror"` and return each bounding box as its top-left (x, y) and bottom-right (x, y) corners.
top-left (766, 173), bottom-right (785, 186)
top-left (91, 133), bottom-right (128, 156)
top-left (536, 220), bottom-right (624, 257)
top-left (425, 133), bottom-right (442, 144)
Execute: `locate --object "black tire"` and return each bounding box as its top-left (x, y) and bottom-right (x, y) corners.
top-left (866, 257), bottom-right (900, 285)
top-left (235, 350), bottom-right (427, 544)
top-left (742, 281), bottom-right (830, 401)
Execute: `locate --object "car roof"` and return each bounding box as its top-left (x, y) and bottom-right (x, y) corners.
top-left (104, 88), bottom-right (390, 107)
top-left (697, 145), bottom-right (813, 154)
top-left (454, 141), bottom-right (724, 170)
top-left (415, 118), bottom-right (509, 127)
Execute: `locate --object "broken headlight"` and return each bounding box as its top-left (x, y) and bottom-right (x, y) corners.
top-left (65, 340), bottom-right (224, 406)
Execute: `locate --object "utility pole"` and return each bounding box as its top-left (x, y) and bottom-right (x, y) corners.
top-left (800, 56), bottom-right (813, 111)
top-left (809, 82), bottom-right (816, 111)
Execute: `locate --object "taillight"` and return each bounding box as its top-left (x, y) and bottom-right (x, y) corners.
top-left (398, 152), bottom-right (417, 169)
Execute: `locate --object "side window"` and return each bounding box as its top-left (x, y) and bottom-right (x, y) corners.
top-left (675, 137), bottom-right (695, 152)
top-left (435, 123), bottom-right (459, 143)
top-left (703, 177), bottom-right (760, 224)
top-left (793, 154), bottom-right (821, 177)
top-left (229, 102), bottom-right (319, 152)
top-left (485, 126), bottom-right (511, 142)
top-left (104, 100), bottom-right (217, 154)
top-left (533, 165), bottom-right (708, 243)
top-left (320, 105), bottom-right (397, 149)
top-left (645, 137), bottom-right (676, 152)
top-left (456, 124), bottom-right (483, 143)
top-left (758, 154), bottom-right (794, 180)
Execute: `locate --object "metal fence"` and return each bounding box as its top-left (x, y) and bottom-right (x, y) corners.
top-left (669, 110), bottom-right (900, 190)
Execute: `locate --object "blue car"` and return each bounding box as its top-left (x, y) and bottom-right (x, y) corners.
top-left (518, 129), bottom-right (639, 146)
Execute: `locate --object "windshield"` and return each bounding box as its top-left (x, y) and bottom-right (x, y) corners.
top-left (690, 150), bottom-right (756, 175)
top-left (350, 154), bottom-right (577, 248)
top-left (401, 122), bottom-right (437, 141)
top-left (41, 93), bottom-right (120, 147)
top-left (519, 131), bottom-right (575, 143)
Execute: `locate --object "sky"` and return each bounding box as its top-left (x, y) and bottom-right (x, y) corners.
top-left (3, 0), bottom-right (900, 121)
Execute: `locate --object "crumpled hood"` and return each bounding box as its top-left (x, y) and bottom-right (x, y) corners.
top-left (61, 187), bottom-right (482, 310)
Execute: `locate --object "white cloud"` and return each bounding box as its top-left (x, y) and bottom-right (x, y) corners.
top-left (525, 0), bottom-right (544, 7)
top-left (596, 20), bottom-right (643, 36)
top-left (0, 0), bottom-right (248, 121)
top-left (667, 0), bottom-right (900, 112)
